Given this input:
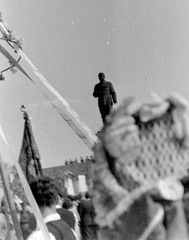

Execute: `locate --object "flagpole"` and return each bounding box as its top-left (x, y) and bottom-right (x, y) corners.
top-left (0, 152), bottom-right (23, 240)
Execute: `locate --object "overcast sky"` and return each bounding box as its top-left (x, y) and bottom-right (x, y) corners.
top-left (1, 0), bottom-right (189, 168)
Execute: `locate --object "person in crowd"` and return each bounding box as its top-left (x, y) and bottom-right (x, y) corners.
top-left (27, 176), bottom-right (76, 240)
top-left (74, 158), bottom-right (78, 164)
top-left (63, 197), bottom-right (81, 240)
top-left (69, 160), bottom-right (74, 164)
top-left (93, 72), bottom-right (117, 123)
top-left (56, 194), bottom-right (75, 230)
top-left (20, 202), bottom-right (36, 240)
top-left (66, 196), bottom-right (80, 222)
top-left (78, 193), bottom-right (97, 240)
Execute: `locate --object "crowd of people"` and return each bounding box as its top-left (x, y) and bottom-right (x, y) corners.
top-left (0, 177), bottom-right (97, 240)
top-left (64, 156), bottom-right (94, 166)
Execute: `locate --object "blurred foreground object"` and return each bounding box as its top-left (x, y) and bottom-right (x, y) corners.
top-left (92, 93), bottom-right (189, 240)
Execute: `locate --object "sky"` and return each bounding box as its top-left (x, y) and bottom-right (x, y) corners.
top-left (1, 0), bottom-right (189, 168)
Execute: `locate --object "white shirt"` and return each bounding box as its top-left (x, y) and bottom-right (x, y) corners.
top-left (27, 213), bottom-right (61, 240)
top-left (26, 231), bottom-right (55, 240)
top-left (55, 204), bottom-right (61, 209)
top-left (27, 213), bottom-right (77, 240)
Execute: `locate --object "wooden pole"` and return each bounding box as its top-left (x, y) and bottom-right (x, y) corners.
top-left (2, 185), bottom-right (11, 240)
top-left (0, 152), bottom-right (23, 240)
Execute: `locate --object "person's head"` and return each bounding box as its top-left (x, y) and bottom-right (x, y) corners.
top-left (98, 72), bottom-right (105, 82)
top-left (62, 198), bottom-right (73, 209)
top-left (85, 192), bottom-right (91, 199)
top-left (77, 193), bottom-right (82, 201)
top-left (30, 177), bottom-right (58, 210)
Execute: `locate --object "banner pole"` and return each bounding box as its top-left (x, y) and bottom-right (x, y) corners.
top-left (0, 152), bottom-right (23, 240)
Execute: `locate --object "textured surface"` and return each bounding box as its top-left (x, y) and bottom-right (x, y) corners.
top-left (92, 94), bottom-right (189, 239)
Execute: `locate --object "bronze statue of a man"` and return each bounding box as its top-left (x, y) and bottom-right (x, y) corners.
top-left (93, 72), bottom-right (117, 123)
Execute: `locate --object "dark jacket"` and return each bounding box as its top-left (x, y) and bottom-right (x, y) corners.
top-left (78, 199), bottom-right (95, 226)
top-left (93, 80), bottom-right (117, 108)
top-left (57, 207), bottom-right (75, 230)
top-left (46, 219), bottom-right (76, 240)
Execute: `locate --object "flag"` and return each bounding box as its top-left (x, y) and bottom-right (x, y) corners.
top-left (18, 111), bottom-right (43, 183)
